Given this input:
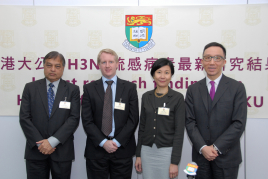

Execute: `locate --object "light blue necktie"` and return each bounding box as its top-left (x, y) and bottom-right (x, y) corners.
top-left (47, 83), bottom-right (55, 118)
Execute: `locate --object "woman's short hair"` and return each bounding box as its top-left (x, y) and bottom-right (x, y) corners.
top-left (150, 58), bottom-right (174, 77)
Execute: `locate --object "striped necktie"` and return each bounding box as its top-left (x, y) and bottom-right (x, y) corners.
top-left (47, 83), bottom-right (55, 118)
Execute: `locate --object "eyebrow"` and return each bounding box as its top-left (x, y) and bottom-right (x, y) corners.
top-left (203, 54), bottom-right (223, 56)
top-left (46, 62), bottom-right (61, 65)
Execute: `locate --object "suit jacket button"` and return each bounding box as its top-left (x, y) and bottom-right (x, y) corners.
top-left (207, 126), bottom-right (209, 129)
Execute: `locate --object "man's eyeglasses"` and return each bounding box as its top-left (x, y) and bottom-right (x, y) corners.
top-left (203, 55), bottom-right (225, 62)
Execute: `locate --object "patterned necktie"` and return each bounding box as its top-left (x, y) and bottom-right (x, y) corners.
top-left (210, 81), bottom-right (215, 100)
top-left (47, 83), bottom-right (55, 118)
top-left (101, 81), bottom-right (113, 136)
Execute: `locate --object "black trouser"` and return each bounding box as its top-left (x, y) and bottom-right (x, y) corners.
top-left (86, 153), bottom-right (133, 179)
top-left (196, 159), bottom-right (238, 179)
top-left (26, 157), bottom-right (72, 179)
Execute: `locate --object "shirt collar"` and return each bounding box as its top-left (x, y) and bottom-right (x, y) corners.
top-left (206, 73), bottom-right (222, 86)
top-left (102, 75), bottom-right (117, 85)
top-left (46, 78), bottom-right (60, 87)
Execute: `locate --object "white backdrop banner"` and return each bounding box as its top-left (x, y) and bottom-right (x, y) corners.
top-left (0, 5), bottom-right (267, 118)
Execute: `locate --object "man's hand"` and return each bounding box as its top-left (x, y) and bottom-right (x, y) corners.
top-left (201, 145), bottom-right (218, 161)
top-left (135, 157), bottom-right (142, 172)
top-left (169, 164), bottom-right (178, 178)
top-left (103, 140), bottom-right (118, 153)
top-left (47, 147), bottom-right (56, 155)
top-left (36, 139), bottom-right (53, 155)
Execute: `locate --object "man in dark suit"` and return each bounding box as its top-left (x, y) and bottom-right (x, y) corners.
top-left (185, 42), bottom-right (247, 179)
top-left (82, 49), bottom-right (139, 179)
top-left (20, 51), bottom-right (80, 179)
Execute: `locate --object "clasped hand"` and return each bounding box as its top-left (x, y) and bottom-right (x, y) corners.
top-left (103, 140), bottom-right (118, 153)
top-left (36, 139), bottom-right (56, 155)
top-left (201, 145), bottom-right (218, 161)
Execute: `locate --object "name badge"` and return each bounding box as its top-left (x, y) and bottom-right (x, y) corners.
top-left (114, 102), bottom-right (125, 110)
top-left (158, 107), bottom-right (170, 116)
top-left (59, 101), bottom-right (71, 109)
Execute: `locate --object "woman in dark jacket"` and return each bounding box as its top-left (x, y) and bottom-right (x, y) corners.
top-left (135, 58), bottom-right (185, 179)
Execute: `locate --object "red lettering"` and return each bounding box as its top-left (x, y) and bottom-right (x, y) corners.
top-left (81, 59), bottom-right (87, 70)
top-left (247, 96), bottom-right (251, 107)
top-left (71, 78), bottom-right (77, 85)
top-left (90, 59), bottom-right (99, 70)
top-left (68, 59), bottom-right (78, 70)
top-left (84, 80), bottom-right (89, 85)
top-left (254, 96), bottom-right (263, 107)
top-left (139, 77), bottom-right (146, 89)
top-left (17, 95), bottom-right (22, 105)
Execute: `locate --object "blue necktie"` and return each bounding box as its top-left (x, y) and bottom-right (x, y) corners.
top-left (47, 83), bottom-right (55, 118)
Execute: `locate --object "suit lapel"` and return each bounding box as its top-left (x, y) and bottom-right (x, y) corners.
top-left (114, 78), bottom-right (125, 132)
top-left (38, 78), bottom-right (49, 117)
top-left (211, 74), bottom-right (229, 109)
top-left (115, 78), bottom-right (125, 102)
top-left (199, 78), bottom-right (209, 112)
top-left (50, 79), bottom-right (67, 118)
top-left (95, 78), bottom-right (105, 103)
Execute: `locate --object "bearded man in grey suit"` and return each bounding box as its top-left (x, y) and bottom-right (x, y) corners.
top-left (20, 51), bottom-right (80, 179)
top-left (185, 42), bottom-right (247, 179)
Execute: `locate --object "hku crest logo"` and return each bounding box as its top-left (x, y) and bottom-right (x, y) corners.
top-left (22, 8), bottom-right (37, 27)
top-left (122, 15), bottom-right (155, 53)
top-left (1, 73), bottom-right (15, 92)
top-left (66, 8), bottom-right (81, 27)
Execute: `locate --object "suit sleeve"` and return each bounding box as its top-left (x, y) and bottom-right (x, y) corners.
top-left (213, 83), bottom-right (247, 155)
top-left (136, 95), bottom-right (145, 157)
top-left (19, 83), bottom-right (43, 148)
top-left (171, 94), bottom-right (185, 165)
top-left (82, 85), bottom-right (107, 147)
top-left (185, 86), bottom-right (207, 153)
top-left (52, 85), bottom-right (80, 144)
top-left (113, 84), bottom-right (139, 148)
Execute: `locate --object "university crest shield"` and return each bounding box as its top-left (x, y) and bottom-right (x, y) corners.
top-left (123, 15), bottom-right (155, 52)
top-left (125, 15), bottom-right (152, 48)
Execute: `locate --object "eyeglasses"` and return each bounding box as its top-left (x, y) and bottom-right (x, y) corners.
top-left (203, 55), bottom-right (225, 62)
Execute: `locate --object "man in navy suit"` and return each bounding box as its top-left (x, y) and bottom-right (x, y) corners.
top-left (185, 42), bottom-right (247, 179)
top-left (20, 51), bottom-right (80, 179)
top-left (82, 49), bottom-right (139, 179)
